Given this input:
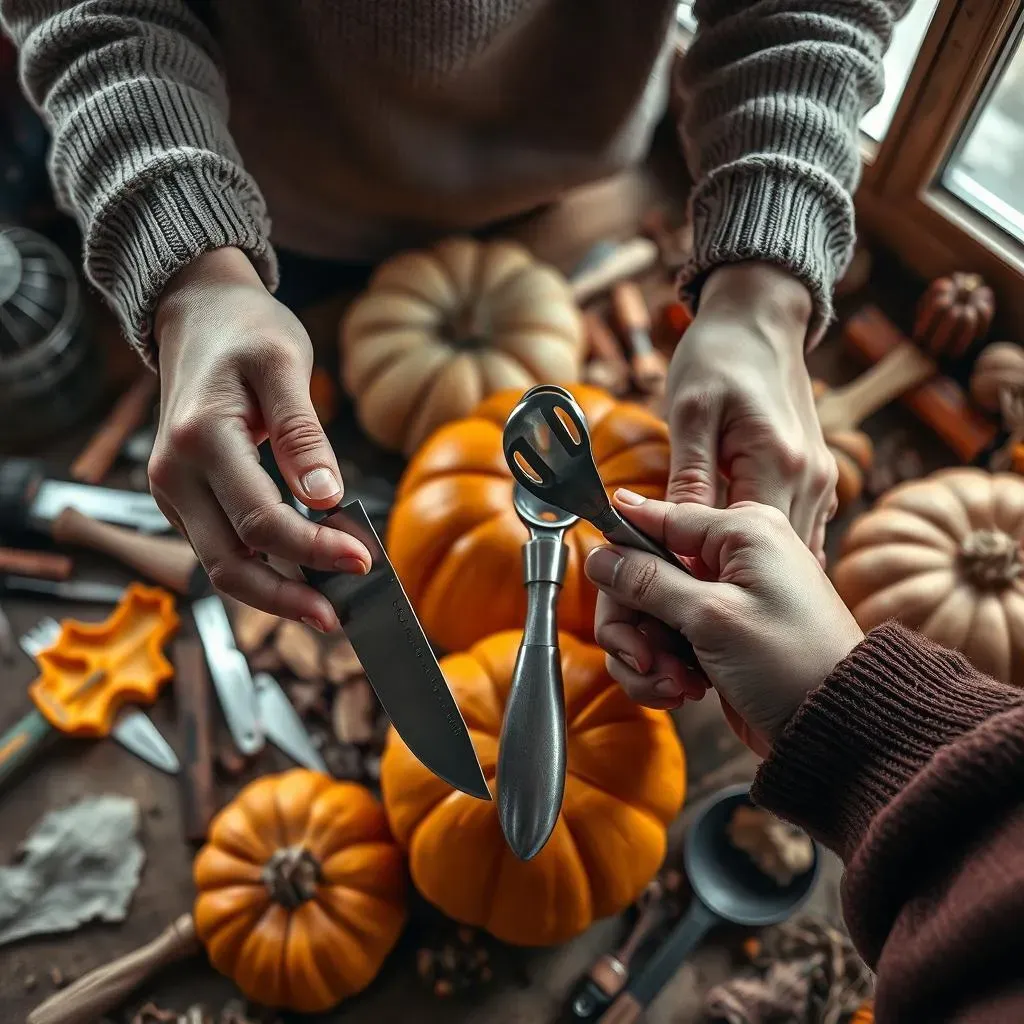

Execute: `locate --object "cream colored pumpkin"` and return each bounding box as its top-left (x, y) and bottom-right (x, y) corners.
top-left (341, 237), bottom-right (583, 456)
top-left (833, 468), bottom-right (1024, 686)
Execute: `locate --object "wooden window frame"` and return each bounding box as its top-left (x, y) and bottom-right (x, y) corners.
top-left (857, 0), bottom-right (1024, 333)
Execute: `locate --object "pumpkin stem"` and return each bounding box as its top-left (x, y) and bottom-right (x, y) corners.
top-left (448, 301), bottom-right (489, 348)
top-left (262, 846), bottom-right (321, 908)
top-left (959, 529), bottom-right (1024, 588)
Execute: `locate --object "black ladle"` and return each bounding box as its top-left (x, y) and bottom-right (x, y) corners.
top-left (595, 785), bottom-right (820, 1023)
top-left (502, 385), bottom-right (701, 674)
top-left (497, 483), bottom-right (577, 861)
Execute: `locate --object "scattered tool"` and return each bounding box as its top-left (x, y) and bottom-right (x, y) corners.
top-left (2, 575), bottom-right (125, 603)
top-left (0, 600), bottom-right (14, 664)
top-left (303, 499), bottom-right (489, 800)
top-left (174, 636), bottom-right (216, 843)
top-left (191, 594), bottom-right (326, 772)
top-left (0, 545), bottom-right (73, 581)
top-left (50, 506), bottom-right (206, 597)
top-left (600, 786), bottom-right (819, 1023)
top-left (570, 238), bottom-right (659, 307)
top-left (70, 372), bottom-right (158, 485)
top-left (1, 585), bottom-right (181, 791)
top-left (503, 384), bottom-right (700, 674)
top-left (498, 483), bottom-right (576, 861)
top-left (611, 283), bottom-right (667, 396)
top-left (567, 873), bottom-right (683, 1021)
top-left (0, 457), bottom-right (170, 536)
top-left (582, 312), bottom-right (631, 396)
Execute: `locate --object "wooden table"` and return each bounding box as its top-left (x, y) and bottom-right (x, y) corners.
top-left (0, 135), bottom-right (953, 1023)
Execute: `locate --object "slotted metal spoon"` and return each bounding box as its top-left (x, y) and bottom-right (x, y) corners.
top-left (502, 384), bottom-right (701, 674)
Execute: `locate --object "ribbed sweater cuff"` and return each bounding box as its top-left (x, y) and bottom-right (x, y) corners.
top-left (678, 160), bottom-right (853, 349)
top-left (751, 622), bottom-right (1023, 862)
top-left (85, 161), bottom-right (279, 368)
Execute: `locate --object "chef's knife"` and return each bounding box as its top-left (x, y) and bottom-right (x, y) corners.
top-left (302, 500), bottom-right (489, 800)
top-left (0, 457), bottom-right (170, 536)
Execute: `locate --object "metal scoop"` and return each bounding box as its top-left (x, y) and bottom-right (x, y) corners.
top-left (502, 385), bottom-right (701, 673)
top-left (498, 483), bottom-right (577, 861)
top-left (596, 785), bottom-right (820, 1022)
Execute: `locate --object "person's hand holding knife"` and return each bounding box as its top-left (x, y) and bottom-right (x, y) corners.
top-left (148, 247), bottom-right (370, 631)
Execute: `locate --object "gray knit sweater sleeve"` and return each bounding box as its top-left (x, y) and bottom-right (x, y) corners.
top-left (0, 0), bottom-right (276, 363)
top-left (677, 0), bottom-right (910, 345)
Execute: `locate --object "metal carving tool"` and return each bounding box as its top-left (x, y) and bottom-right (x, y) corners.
top-left (191, 594), bottom-right (264, 757)
top-left (253, 672), bottom-right (328, 773)
top-left (302, 499), bottom-right (489, 800)
top-left (0, 457), bottom-right (170, 536)
top-left (503, 384), bottom-right (701, 674)
top-left (498, 483), bottom-right (576, 860)
top-left (19, 614), bottom-right (180, 775)
top-left (2, 575), bottom-right (126, 603)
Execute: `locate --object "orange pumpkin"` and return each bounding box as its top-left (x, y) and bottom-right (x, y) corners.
top-left (387, 384), bottom-right (671, 652)
top-left (914, 272), bottom-right (995, 359)
top-left (850, 1003), bottom-right (875, 1024)
top-left (833, 468), bottom-right (1024, 687)
top-left (380, 630), bottom-right (685, 947)
top-left (193, 770), bottom-right (407, 1013)
top-left (340, 237), bottom-right (583, 457)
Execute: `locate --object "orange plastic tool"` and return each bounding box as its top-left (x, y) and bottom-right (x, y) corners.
top-left (0, 584), bottom-right (179, 790)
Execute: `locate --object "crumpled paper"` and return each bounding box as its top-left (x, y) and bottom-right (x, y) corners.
top-left (0, 795), bottom-right (144, 945)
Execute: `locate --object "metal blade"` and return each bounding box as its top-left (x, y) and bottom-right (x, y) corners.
top-left (5, 576), bottom-right (126, 604)
top-left (30, 478), bottom-right (171, 534)
top-left (303, 500), bottom-right (489, 800)
top-left (191, 595), bottom-right (264, 756)
top-left (253, 672), bottom-right (327, 773)
top-left (19, 616), bottom-right (61, 658)
top-left (112, 710), bottom-right (180, 774)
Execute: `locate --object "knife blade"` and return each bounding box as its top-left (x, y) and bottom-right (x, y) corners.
top-left (191, 595), bottom-right (264, 756)
top-left (0, 457), bottom-right (171, 535)
top-left (253, 672), bottom-right (327, 773)
top-left (303, 500), bottom-right (489, 800)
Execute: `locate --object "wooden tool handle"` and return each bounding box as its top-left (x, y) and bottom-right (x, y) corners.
top-left (0, 710), bottom-right (52, 790)
top-left (51, 507), bottom-right (201, 596)
top-left (612, 282), bottom-right (652, 336)
top-left (815, 340), bottom-right (936, 434)
top-left (70, 374), bottom-right (158, 485)
top-left (28, 914), bottom-right (199, 1024)
top-left (175, 636), bottom-right (216, 842)
top-left (843, 306), bottom-right (998, 461)
top-left (0, 546), bottom-right (73, 581)
top-left (583, 313), bottom-right (630, 396)
top-left (570, 238), bottom-right (658, 306)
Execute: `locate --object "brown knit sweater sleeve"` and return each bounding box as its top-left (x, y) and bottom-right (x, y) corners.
top-left (676, 0), bottom-right (911, 345)
top-left (753, 623), bottom-right (1024, 1022)
top-left (0, 0), bottom-right (276, 364)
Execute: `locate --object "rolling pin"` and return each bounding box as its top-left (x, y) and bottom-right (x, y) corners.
top-left (175, 635), bottom-right (216, 843)
top-left (611, 282), bottom-right (668, 395)
top-left (50, 507), bottom-right (207, 597)
top-left (569, 238), bottom-right (659, 306)
top-left (842, 306), bottom-right (996, 461)
top-left (28, 914), bottom-right (200, 1024)
top-left (70, 373), bottom-right (158, 485)
top-left (0, 547), bottom-right (73, 581)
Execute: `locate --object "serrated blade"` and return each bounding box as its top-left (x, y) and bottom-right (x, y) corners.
top-left (302, 500), bottom-right (489, 800)
top-left (192, 595), bottom-right (264, 756)
top-left (253, 672), bottom-right (327, 773)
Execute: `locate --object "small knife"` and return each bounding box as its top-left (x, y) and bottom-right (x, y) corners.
top-left (303, 500), bottom-right (489, 800)
top-left (191, 594), bottom-right (264, 757)
top-left (0, 457), bottom-right (170, 535)
top-left (254, 672), bottom-right (328, 773)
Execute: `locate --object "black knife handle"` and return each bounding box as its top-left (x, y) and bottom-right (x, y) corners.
top-left (0, 458), bottom-right (44, 536)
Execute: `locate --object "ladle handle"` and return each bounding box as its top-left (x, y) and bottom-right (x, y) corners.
top-left (600, 515), bottom-right (703, 675)
top-left (601, 900), bottom-right (718, 1023)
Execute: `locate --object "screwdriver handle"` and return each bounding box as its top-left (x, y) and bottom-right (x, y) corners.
top-left (0, 709), bottom-right (53, 790)
top-left (51, 507), bottom-right (205, 597)
top-left (28, 913), bottom-right (200, 1024)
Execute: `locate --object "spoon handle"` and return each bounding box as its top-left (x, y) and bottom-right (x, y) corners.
top-left (498, 534), bottom-right (568, 861)
top-left (599, 514), bottom-right (702, 674)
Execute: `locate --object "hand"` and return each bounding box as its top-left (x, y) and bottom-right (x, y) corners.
top-left (149, 247), bottom-right (370, 630)
top-left (666, 263), bottom-right (837, 564)
top-left (584, 490), bottom-right (863, 753)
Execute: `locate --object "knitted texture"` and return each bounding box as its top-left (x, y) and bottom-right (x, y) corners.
top-left (1, 0), bottom-right (908, 358)
top-left (754, 622), bottom-right (1024, 1022)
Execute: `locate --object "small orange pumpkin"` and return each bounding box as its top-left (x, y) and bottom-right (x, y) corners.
top-left (380, 630), bottom-right (685, 947)
top-left (914, 272), bottom-right (995, 359)
top-left (833, 468), bottom-right (1024, 687)
top-left (193, 770), bottom-right (407, 1013)
top-left (387, 384), bottom-right (671, 652)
